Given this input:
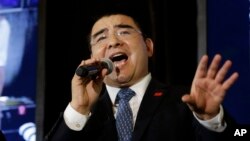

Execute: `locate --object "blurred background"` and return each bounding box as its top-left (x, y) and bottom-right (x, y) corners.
top-left (0, 0), bottom-right (249, 141)
top-left (0, 0), bottom-right (38, 141)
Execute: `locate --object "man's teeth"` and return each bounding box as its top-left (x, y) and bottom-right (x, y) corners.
top-left (113, 53), bottom-right (123, 57)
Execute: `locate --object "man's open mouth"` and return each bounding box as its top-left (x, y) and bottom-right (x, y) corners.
top-left (110, 53), bottom-right (128, 64)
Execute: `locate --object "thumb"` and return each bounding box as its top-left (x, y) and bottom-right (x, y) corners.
top-left (181, 94), bottom-right (192, 103)
top-left (181, 94), bottom-right (196, 112)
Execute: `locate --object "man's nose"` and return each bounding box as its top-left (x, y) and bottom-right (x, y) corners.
top-left (108, 33), bottom-right (122, 49)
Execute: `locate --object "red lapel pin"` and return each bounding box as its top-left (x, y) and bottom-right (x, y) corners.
top-left (153, 91), bottom-right (163, 97)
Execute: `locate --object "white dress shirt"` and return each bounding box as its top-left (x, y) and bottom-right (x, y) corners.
top-left (64, 73), bottom-right (226, 132)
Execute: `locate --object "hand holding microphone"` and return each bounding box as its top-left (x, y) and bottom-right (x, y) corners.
top-left (71, 58), bottom-right (114, 115)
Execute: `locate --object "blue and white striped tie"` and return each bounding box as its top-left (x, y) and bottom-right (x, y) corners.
top-left (116, 88), bottom-right (135, 141)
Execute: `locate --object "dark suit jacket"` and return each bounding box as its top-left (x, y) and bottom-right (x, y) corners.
top-left (45, 78), bottom-right (236, 141)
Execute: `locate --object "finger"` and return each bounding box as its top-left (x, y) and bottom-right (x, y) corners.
top-left (95, 68), bottom-right (108, 79)
top-left (182, 94), bottom-right (196, 105)
top-left (79, 60), bottom-right (85, 66)
top-left (215, 60), bottom-right (232, 83)
top-left (181, 94), bottom-right (196, 111)
top-left (194, 55), bottom-right (209, 79)
top-left (101, 68), bottom-right (109, 76)
top-left (77, 58), bottom-right (98, 67)
top-left (207, 54), bottom-right (222, 79)
top-left (95, 68), bottom-right (108, 82)
top-left (222, 72), bottom-right (239, 90)
top-left (182, 94), bottom-right (191, 103)
top-left (83, 58), bottom-right (99, 66)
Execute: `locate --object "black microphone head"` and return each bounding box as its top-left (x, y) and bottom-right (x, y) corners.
top-left (100, 58), bottom-right (114, 75)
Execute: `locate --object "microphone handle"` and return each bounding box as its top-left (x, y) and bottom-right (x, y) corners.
top-left (75, 65), bottom-right (100, 77)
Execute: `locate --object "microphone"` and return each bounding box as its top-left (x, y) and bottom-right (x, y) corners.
top-left (75, 58), bottom-right (114, 77)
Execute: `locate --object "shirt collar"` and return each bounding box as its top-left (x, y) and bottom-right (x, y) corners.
top-left (106, 73), bottom-right (152, 105)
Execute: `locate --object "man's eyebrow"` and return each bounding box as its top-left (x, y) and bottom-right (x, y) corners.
top-left (91, 24), bottom-right (135, 39)
top-left (114, 24), bottom-right (134, 29)
top-left (92, 28), bottom-right (107, 39)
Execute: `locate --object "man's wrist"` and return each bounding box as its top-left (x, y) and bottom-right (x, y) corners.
top-left (193, 105), bottom-right (227, 132)
top-left (63, 103), bottom-right (90, 131)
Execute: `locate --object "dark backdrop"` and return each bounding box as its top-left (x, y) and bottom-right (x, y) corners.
top-left (42, 0), bottom-right (197, 139)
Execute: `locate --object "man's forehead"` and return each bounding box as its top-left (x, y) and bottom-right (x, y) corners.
top-left (91, 14), bottom-right (138, 34)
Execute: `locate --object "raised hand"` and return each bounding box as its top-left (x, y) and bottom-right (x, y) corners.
top-left (182, 54), bottom-right (239, 120)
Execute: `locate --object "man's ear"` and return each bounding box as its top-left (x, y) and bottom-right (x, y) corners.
top-left (145, 38), bottom-right (154, 57)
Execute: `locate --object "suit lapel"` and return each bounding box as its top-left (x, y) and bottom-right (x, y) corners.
top-left (132, 79), bottom-right (168, 141)
top-left (100, 90), bottom-right (116, 125)
top-left (95, 91), bottom-right (118, 140)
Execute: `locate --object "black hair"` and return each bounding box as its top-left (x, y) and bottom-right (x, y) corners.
top-left (86, 1), bottom-right (152, 50)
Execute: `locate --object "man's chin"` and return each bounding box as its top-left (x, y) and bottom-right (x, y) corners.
top-left (104, 75), bottom-right (132, 87)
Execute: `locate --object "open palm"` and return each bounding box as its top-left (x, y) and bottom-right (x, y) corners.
top-left (182, 54), bottom-right (239, 120)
